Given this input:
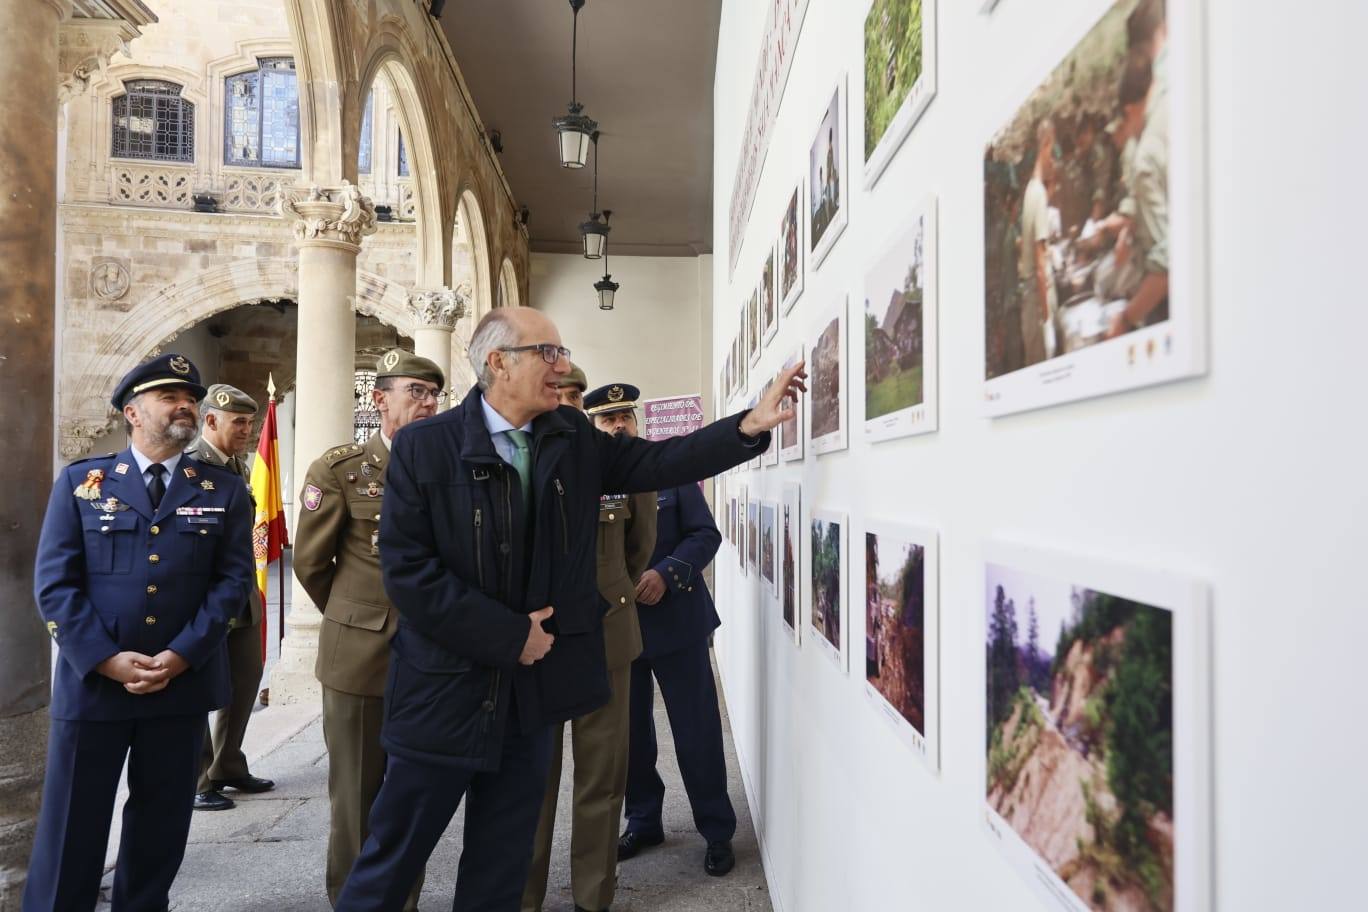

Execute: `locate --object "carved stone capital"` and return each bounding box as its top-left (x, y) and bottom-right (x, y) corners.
top-left (59, 415), bottom-right (119, 461)
top-left (278, 181), bottom-right (377, 250)
top-left (406, 286), bottom-right (469, 331)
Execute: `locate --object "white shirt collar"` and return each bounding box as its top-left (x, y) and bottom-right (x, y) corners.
top-left (201, 437), bottom-right (232, 465)
top-left (130, 444), bottom-right (181, 480)
top-left (380, 430), bottom-right (392, 451)
top-left (480, 395), bottom-right (532, 436)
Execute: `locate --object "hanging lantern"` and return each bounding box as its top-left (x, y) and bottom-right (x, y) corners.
top-left (553, 0), bottom-right (597, 168)
top-left (595, 273), bottom-right (619, 310)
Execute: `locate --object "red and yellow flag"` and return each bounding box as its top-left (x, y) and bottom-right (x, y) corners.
top-left (249, 395), bottom-right (289, 661)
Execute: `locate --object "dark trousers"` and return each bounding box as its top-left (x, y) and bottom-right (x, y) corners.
top-left (197, 620), bottom-right (263, 791)
top-left (624, 643), bottom-right (736, 844)
top-left (23, 713), bottom-right (203, 912)
top-left (335, 703), bottom-right (553, 912)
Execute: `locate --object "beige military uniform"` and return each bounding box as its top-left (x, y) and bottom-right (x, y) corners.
top-left (189, 437), bottom-right (263, 793)
top-left (523, 489), bottom-right (658, 912)
top-left (293, 431), bottom-right (422, 910)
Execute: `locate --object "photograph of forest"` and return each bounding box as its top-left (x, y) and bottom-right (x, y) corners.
top-left (986, 562), bottom-right (1175, 911)
top-left (781, 486), bottom-right (799, 635)
top-left (810, 305), bottom-right (845, 449)
top-left (810, 514), bottom-right (843, 653)
top-left (761, 503), bottom-right (777, 590)
top-left (864, 0), bottom-right (924, 160)
top-left (865, 531), bottom-right (926, 734)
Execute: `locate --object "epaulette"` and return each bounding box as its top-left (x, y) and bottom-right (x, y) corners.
top-left (323, 443), bottom-right (365, 467)
top-left (67, 452), bottom-right (116, 467)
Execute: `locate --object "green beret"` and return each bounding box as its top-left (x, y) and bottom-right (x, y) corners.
top-left (558, 363), bottom-right (588, 392)
top-left (202, 383), bottom-right (259, 414)
top-left (375, 349), bottom-right (445, 389)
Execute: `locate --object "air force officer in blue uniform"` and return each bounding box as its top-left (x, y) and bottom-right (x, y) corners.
top-left (24, 354), bottom-right (253, 912)
top-left (619, 460), bottom-right (739, 876)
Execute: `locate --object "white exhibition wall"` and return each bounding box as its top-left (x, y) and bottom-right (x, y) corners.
top-left (530, 252), bottom-right (713, 413)
top-left (711, 1), bottom-right (1368, 911)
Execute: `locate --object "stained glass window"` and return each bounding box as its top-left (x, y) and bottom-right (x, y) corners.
top-left (225, 58), bottom-right (299, 169)
top-left (358, 92), bottom-right (374, 174)
top-left (397, 129), bottom-right (409, 177)
top-left (112, 80), bottom-right (194, 163)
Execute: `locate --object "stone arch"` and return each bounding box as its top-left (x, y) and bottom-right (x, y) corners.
top-left (498, 256), bottom-right (520, 309)
top-left (60, 259), bottom-right (412, 459)
top-left (356, 31), bottom-right (446, 289)
top-left (457, 186), bottom-right (493, 319)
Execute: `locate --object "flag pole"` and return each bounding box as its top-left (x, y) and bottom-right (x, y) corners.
top-left (268, 372), bottom-right (286, 647)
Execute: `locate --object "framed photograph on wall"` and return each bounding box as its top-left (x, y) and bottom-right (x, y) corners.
top-left (864, 196), bottom-right (939, 443)
top-left (981, 0), bottom-right (1206, 417)
top-left (736, 484), bottom-right (747, 574)
top-left (778, 182), bottom-right (804, 315)
top-left (809, 296), bottom-right (848, 456)
top-left (761, 248), bottom-right (779, 347)
top-left (863, 520), bottom-right (939, 773)
top-left (746, 499), bottom-right (760, 575)
top-left (778, 346), bottom-right (805, 462)
top-left (780, 483), bottom-right (801, 646)
top-left (808, 76), bottom-right (849, 270)
top-left (808, 508), bottom-right (848, 672)
top-left (746, 288), bottom-right (761, 369)
top-left (862, 0), bottom-right (938, 189)
top-left (737, 309), bottom-right (749, 395)
top-left (760, 501), bottom-right (778, 599)
top-left (982, 540), bottom-right (1211, 912)
top-left (762, 376), bottom-right (781, 468)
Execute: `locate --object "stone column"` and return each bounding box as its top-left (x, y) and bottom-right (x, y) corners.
top-left (0, 0), bottom-right (68, 902)
top-left (407, 285), bottom-right (469, 409)
top-left (271, 182), bottom-right (376, 705)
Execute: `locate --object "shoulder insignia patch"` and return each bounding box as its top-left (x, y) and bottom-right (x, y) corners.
top-left (303, 483), bottom-right (323, 511)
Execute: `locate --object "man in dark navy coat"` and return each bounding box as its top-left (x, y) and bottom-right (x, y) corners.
top-left (335, 308), bottom-right (805, 912)
top-left (23, 354), bottom-right (253, 912)
top-left (618, 445), bottom-right (739, 876)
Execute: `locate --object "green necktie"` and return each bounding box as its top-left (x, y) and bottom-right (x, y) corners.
top-left (505, 428), bottom-right (532, 508)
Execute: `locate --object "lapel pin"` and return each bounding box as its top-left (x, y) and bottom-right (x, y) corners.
top-left (183, 466), bottom-right (197, 479)
top-left (114, 463), bottom-right (130, 475)
top-left (200, 480), bottom-right (215, 491)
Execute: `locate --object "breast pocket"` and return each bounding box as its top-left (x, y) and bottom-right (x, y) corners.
top-left (176, 515), bottom-right (224, 572)
top-left (81, 511), bottom-right (138, 575)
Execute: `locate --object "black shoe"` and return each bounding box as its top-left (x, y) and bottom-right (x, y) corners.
top-left (211, 774), bottom-right (275, 793)
top-left (704, 840), bottom-right (734, 876)
top-left (617, 829), bottom-right (664, 860)
top-left (193, 789), bottom-right (235, 811)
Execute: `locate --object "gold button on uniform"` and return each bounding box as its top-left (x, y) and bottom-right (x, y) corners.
top-left (144, 616), bottom-right (157, 625)
top-left (619, 596), bottom-right (627, 604)
top-left (150, 525), bottom-right (160, 535)
top-left (146, 585), bottom-right (157, 595)
top-left (100, 525), bottom-right (109, 533)
top-left (608, 513), bottom-right (615, 520)
top-left (199, 529), bottom-right (208, 536)
top-left (148, 554), bottom-right (160, 564)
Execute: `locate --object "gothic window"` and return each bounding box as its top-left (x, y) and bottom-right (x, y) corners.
top-left (353, 369), bottom-right (380, 444)
top-left (397, 129), bottom-right (410, 177)
top-left (358, 92), bottom-right (374, 175)
top-left (225, 58), bottom-right (299, 169)
top-left (112, 79), bottom-right (194, 163)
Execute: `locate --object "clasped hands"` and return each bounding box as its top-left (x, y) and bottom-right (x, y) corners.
top-left (97, 650), bottom-right (190, 694)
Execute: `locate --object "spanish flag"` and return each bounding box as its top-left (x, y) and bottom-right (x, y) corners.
top-left (249, 387), bottom-right (289, 662)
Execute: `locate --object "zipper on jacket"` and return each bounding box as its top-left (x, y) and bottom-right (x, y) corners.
top-left (474, 507), bottom-right (485, 589)
top-left (554, 478), bottom-right (568, 554)
top-left (481, 668), bottom-right (501, 732)
top-left (503, 469), bottom-right (514, 595)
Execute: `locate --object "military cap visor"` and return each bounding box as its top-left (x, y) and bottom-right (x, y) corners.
top-left (584, 383), bottom-right (641, 417)
top-left (111, 353), bottom-right (207, 409)
top-left (202, 383), bottom-right (259, 415)
top-left (375, 348), bottom-right (445, 389)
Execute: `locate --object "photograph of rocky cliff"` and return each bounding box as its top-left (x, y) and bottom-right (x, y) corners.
top-left (986, 563), bottom-right (1174, 912)
top-left (865, 531), bottom-right (926, 734)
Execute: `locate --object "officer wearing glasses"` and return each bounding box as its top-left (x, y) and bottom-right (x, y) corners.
top-left (293, 349), bottom-right (446, 911)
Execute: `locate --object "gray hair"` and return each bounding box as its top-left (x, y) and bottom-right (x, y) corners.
top-left (468, 309), bottom-right (521, 390)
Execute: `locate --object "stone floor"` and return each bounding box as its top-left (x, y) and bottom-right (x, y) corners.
top-left (96, 661), bottom-right (770, 912)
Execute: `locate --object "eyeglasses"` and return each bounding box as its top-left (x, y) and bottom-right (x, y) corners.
top-left (500, 343), bottom-right (572, 365)
top-left (389, 384), bottom-right (448, 403)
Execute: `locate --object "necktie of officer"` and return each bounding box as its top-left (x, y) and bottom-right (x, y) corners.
top-left (148, 463), bottom-right (167, 509)
top-left (504, 429), bottom-right (531, 508)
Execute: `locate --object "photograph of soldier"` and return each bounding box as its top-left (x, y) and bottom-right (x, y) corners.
top-left (863, 0), bottom-right (934, 185)
top-left (293, 348), bottom-right (446, 910)
top-left (189, 384), bottom-right (275, 812)
top-left (779, 184), bottom-right (803, 314)
top-left (983, 0), bottom-right (1170, 379)
top-left (25, 354), bottom-right (253, 911)
top-left (809, 300), bottom-right (847, 454)
top-left (810, 513), bottom-right (844, 656)
top-left (522, 375), bottom-right (657, 912)
top-left (808, 83), bottom-right (848, 265)
top-left (864, 212), bottom-right (927, 425)
top-left (865, 531), bottom-right (926, 735)
top-left (761, 250), bottom-right (778, 346)
top-left (760, 503), bottom-right (777, 593)
top-left (781, 485), bottom-right (801, 641)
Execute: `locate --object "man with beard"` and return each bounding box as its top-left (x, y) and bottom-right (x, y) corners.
top-left (294, 349), bottom-right (445, 911)
top-left (522, 377), bottom-right (657, 912)
top-left (188, 384), bottom-right (276, 812)
top-left (25, 354), bottom-right (254, 911)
